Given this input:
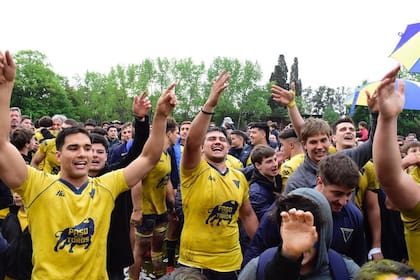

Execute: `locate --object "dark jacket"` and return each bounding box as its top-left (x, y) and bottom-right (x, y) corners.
top-left (95, 116), bottom-right (150, 275)
top-left (249, 170), bottom-right (277, 220)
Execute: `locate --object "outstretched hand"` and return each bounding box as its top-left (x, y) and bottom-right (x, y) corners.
top-left (155, 83), bottom-right (177, 118)
top-left (376, 65), bottom-right (405, 120)
top-left (0, 51), bottom-right (16, 84)
top-left (132, 90), bottom-right (151, 118)
top-left (206, 71), bottom-right (231, 107)
top-left (280, 208), bottom-right (318, 259)
top-left (271, 82), bottom-right (295, 106)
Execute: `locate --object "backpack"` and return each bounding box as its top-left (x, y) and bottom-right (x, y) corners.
top-left (256, 247), bottom-right (348, 280)
top-left (1, 205), bottom-right (33, 280)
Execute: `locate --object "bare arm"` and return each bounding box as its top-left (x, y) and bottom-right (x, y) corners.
top-left (373, 65), bottom-right (420, 211)
top-left (0, 51), bottom-right (27, 189)
top-left (239, 200), bottom-right (259, 239)
top-left (271, 83), bottom-right (304, 138)
top-left (123, 84), bottom-right (177, 187)
top-left (130, 181), bottom-right (143, 225)
top-left (30, 150), bottom-right (45, 170)
top-left (182, 71), bottom-right (231, 170)
top-left (365, 190), bottom-right (383, 260)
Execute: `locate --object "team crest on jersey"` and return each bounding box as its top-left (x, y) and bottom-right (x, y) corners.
top-left (340, 227), bottom-right (354, 242)
top-left (156, 174), bottom-right (170, 189)
top-left (54, 218), bottom-right (95, 253)
top-left (233, 180), bottom-right (240, 188)
top-left (206, 200), bottom-right (239, 226)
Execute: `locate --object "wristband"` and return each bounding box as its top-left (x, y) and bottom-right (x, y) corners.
top-left (368, 247), bottom-right (382, 260)
top-left (133, 115), bottom-right (146, 122)
top-left (201, 108), bottom-right (215, 115)
top-left (287, 90), bottom-right (296, 108)
top-left (287, 100), bottom-right (296, 108)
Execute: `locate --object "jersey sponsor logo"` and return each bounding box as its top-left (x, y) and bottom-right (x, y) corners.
top-left (340, 227), bottom-right (354, 243)
top-left (205, 200), bottom-right (239, 226)
top-left (208, 175), bottom-right (216, 182)
top-left (54, 218), bottom-right (95, 253)
top-left (56, 190), bottom-right (65, 197)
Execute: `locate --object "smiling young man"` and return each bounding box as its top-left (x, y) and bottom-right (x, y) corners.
top-left (332, 117), bottom-right (384, 261)
top-left (0, 50), bottom-right (177, 280)
top-left (178, 71), bottom-right (258, 279)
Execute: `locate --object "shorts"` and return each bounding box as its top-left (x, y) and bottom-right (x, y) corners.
top-left (135, 213), bottom-right (168, 237)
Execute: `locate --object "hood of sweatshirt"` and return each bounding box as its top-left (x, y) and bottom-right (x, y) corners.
top-left (287, 187), bottom-right (333, 273)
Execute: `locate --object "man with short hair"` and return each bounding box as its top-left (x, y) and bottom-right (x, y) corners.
top-left (9, 106), bottom-right (21, 132)
top-left (248, 145), bottom-right (279, 219)
top-left (178, 71), bottom-right (258, 279)
top-left (20, 115), bottom-right (33, 131)
top-left (0, 50), bottom-right (177, 279)
top-left (244, 153), bottom-right (367, 267)
top-left (240, 187), bottom-right (359, 280)
top-left (278, 128), bottom-right (304, 188)
top-left (228, 129), bottom-right (249, 163)
top-left (331, 116), bottom-right (383, 261)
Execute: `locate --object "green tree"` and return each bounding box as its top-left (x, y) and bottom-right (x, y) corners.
top-left (12, 50), bottom-right (74, 120)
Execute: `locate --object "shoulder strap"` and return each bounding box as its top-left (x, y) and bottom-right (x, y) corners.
top-left (328, 249), bottom-right (349, 280)
top-left (256, 247), bottom-right (277, 280)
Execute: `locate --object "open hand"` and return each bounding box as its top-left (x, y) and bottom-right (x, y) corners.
top-left (271, 82), bottom-right (295, 106)
top-left (280, 208), bottom-right (318, 259)
top-left (132, 90), bottom-right (151, 118)
top-left (206, 71), bottom-right (231, 107)
top-left (155, 83), bottom-right (177, 117)
top-left (376, 65), bottom-right (405, 120)
top-left (0, 51), bottom-right (16, 84)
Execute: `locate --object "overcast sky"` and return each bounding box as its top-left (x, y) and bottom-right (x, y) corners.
top-left (4, 0), bottom-right (420, 90)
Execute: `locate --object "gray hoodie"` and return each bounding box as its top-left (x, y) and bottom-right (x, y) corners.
top-left (239, 188), bottom-right (359, 280)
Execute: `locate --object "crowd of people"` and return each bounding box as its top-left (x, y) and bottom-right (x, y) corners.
top-left (0, 50), bottom-right (420, 280)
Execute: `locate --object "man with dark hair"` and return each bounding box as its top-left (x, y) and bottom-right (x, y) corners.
top-left (278, 128), bottom-right (304, 188)
top-left (228, 129), bottom-right (249, 163)
top-left (10, 128), bottom-right (36, 164)
top-left (331, 116), bottom-right (383, 261)
top-left (0, 50), bottom-right (177, 279)
top-left (249, 145), bottom-right (279, 219)
top-left (20, 115), bottom-right (33, 131)
top-left (178, 71), bottom-right (258, 279)
top-left (240, 187), bottom-right (359, 280)
top-left (244, 153), bottom-right (367, 267)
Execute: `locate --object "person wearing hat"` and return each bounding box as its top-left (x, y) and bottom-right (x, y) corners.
top-left (221, 116), bottom-right (236, 130)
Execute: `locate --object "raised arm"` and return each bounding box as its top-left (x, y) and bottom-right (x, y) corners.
top-left (182, 71), bottom-right (231, 170)
top-left (123, 84), bottom-right (176, 187)
top-left (0, 51), bottom-right (27, 189)
top-left (271, 82), bottom-right (304, 138)
top-left (109, 91), bottom-right (151, 170)
top-left (373, 65), bottom-right (420, 211)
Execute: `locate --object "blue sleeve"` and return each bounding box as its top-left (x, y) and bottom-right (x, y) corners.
top-left (243, 209), bottom-right (280, 267)
top-left (348, 206), bottom-right (367, 266)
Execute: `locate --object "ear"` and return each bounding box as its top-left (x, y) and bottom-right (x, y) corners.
top-left (254, 162), bottom-right (262, 171)
top-left (301, 140), bottom-right (307, 151)
top-left (56, 151), bottom-right (61, 163)
top-left (316, 176), bottom-right (323, 189)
